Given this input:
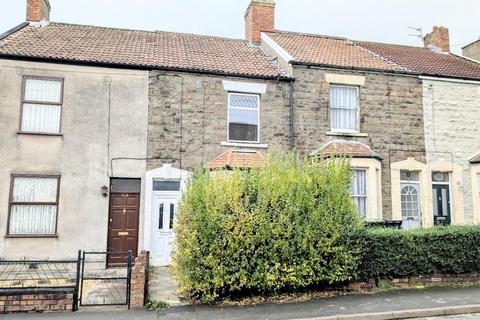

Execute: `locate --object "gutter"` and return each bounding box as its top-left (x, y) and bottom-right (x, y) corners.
top-left (0, 53), bottom-right (295, 82)
top-left (0, 22), bottom-right (29, 41)
top-left (291, 61), bottom-right (480, 83)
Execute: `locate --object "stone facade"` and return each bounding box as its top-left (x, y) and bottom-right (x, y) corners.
top-left (292, 66), bottom-right (426, 218)
top-left (147, 71), bottom-right (292, 171)
top-left (423, 78), bottom-right (480, 224)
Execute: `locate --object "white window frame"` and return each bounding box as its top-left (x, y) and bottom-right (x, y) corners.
top-left (20, 76), bottom-right (64, 135)
top-left (227, 92), bottom-right (260, 143)
top-left (350, 168), bottom-right (368, 218)
top-left (329, 85), bottom-right (360, 134)
top-left (7, 175), bottom-right (61, 237)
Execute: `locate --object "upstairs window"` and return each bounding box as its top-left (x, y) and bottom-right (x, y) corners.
top-left (330, 85), bottom-right (359, 132)
top-left (228, 93), bottom-right (260, 143)
top-left (350, 169), bottom-right (367, 218)
top-left (21, 77), bottom-right (64, 134)
top-left (8, 175), bottom-right (60, 236)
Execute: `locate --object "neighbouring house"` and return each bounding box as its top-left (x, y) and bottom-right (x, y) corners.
top-left (257, 1), bottom-right (480, 230)
top-left (463, 39), bottom-right (480, 61)
top-left (1, 0), bottom-right (480, 267)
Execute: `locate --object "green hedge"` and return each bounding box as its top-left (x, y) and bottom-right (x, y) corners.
top-left (172, 153), bottom-right (363, 303)
top-left (357, 226), bottom-right (480, 280)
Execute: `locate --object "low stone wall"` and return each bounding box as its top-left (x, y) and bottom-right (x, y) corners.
top-left (0, 288), bottom-right (74, 314)
top-left (350, 273), bottom-right (480, 291)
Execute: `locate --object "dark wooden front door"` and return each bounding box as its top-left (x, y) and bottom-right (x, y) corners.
top-left (107, 193), bottom-right (140, 266)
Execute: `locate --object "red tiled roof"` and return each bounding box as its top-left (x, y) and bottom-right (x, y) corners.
top-left (266, 31), bottom-right (480, 80)
top-left (0, 22), bottom-right (289, 79)
top-left (208, 149), bottom-right (266, 169)
top-left (311, 140), bottom-right (383, 160)
top-left (266, 31), bottom-right (402, 71)
top-left (356, 41), bottom-right (480, 80)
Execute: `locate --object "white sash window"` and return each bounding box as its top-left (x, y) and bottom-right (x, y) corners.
top-left (330, 85), bottom-right (359, 132)
top-left (8, 176), bottom-right (60, 236)
top-left (228, 93), bottom-right (260, 143)
top-left (21, 77), bottom-right (63, 134)
top-left (351, 169), bottom-right (367, 218)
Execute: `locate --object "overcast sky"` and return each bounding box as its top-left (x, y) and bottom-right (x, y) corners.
top-left (1, 0), bottom-right (479, 55)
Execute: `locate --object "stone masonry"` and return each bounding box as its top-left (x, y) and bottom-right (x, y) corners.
top-left (147, 68), bottom-right (425, 220)
top-left (292, 67), bottom-right (426, 218)
top-left (423, 79), bottom-right (480, 224)
top-left (147, 71), bottom-right (291, 171)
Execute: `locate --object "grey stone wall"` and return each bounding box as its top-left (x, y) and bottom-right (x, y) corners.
top-left (292, 67), bottom-right (426, 218)
top-left (147, 71), bottom-right (291, 171)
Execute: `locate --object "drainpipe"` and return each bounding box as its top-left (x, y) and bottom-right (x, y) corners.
top-left (289, 80), bottom-right (295, 149)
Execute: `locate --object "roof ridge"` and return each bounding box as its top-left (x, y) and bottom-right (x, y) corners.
top-left (351, 41), bottom-right (414, 72)
top-left (271, 29), bottom-right (347, 41)
top-left (48, 21), bottom-right (248, 43)
top-left (353, 39), bottom-right (427, 50)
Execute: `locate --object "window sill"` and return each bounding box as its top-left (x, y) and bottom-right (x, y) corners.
top-left (18, 131), bottom-right (63, 137)
top-left (326, 131), bottom-right (368, 138)
top-left (221, 141), bottom-right (268, 149)
top-left (5, 234), bottom-right (58, 239)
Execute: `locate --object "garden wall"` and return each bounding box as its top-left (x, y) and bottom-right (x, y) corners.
top-left (0, 288), bottom-right (74, 313)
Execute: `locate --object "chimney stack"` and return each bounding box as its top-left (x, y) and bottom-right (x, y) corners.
top-left (423, 26), bottom-right (450, 52)
top-left (245, 0), bottom-right (275, 44)
top-left (26, 0), bottom-right (51, 23)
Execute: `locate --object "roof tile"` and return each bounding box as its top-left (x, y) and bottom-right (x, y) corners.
top-left (0, 23), bottom-right (288, 78)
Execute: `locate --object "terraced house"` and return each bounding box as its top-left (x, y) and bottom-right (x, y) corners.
top-left (0, 0), bottom-right (480, 266)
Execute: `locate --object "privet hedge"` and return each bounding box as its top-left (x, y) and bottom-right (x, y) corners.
top-left (172, 153), bottom-right (363, 302)
top-left (357, 226), bottom-right (480, 280)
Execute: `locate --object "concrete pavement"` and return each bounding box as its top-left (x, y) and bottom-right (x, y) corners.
top-left (4, 286), bottom-right (480, 319)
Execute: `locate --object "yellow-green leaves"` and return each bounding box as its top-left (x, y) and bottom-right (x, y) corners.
top-left (172, 151), bottom-right (364, 303)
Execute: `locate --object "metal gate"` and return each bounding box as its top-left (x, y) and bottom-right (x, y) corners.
top-left (79, 251), bottom-right (132, 308)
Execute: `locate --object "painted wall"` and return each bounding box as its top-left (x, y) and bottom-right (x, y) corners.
top-left (0, 59), bottom-right (149, 259)
top-left (423, 78), bottom-right (480, 224)
top-left (292, 66), bottom-right (426, 219)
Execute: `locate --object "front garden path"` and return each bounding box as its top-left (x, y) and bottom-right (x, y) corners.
top-left (147, 266), bottom-right (182, 306)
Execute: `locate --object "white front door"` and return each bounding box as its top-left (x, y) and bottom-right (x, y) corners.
top-left (401, 182), bottom-right (421, 230)
top-left (150, 192), bottom-right (180, 266)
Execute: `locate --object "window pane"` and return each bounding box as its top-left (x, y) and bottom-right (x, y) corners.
top-left (229, 108), bottom-right (258, 142)
top-left (229, 94), bottom-right (259, 109)
top-left (400, 171), bottom-right (420, 181)
top-left (9, 205), bottom-right (57, 235)
top-left (21, 104), bottom-right (61, 133)
top-left (153, 181), bottom-right (180, 191)
top-left (24, 79), bottom-right (62, 103)
top-left (13, 177), bottom-right (58, 202)
top-left (330, 86), bottom-right (358, 131)
top-left (350, 170), bottom-right (367, 196)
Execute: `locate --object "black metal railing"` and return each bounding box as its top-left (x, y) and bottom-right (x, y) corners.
top-left (0, 250), bottom-right (82, 311)
top-left (79, 251), bottom-right (132, 308)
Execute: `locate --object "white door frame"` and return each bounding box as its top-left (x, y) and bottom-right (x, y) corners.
top-left (143, 164), bottom-right (190, 265)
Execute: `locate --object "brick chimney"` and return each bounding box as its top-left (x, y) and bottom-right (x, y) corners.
top-left (245, 0), bottom-right (275, 44)
top-left (26, 0), bottom-right (51, 22)
top-left (423, 26), bottom-right (450, 52)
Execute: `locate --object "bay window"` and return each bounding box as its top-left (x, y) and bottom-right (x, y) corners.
top-left (351, 169), bottom-right (367, 218)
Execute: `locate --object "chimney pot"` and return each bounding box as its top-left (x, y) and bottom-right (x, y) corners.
top-left (245, 0), bottom-right (275, 44)
top-left (26, 0), bottom-right (51, 23)
top-left (423, 26), bottom-right (450, 52)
